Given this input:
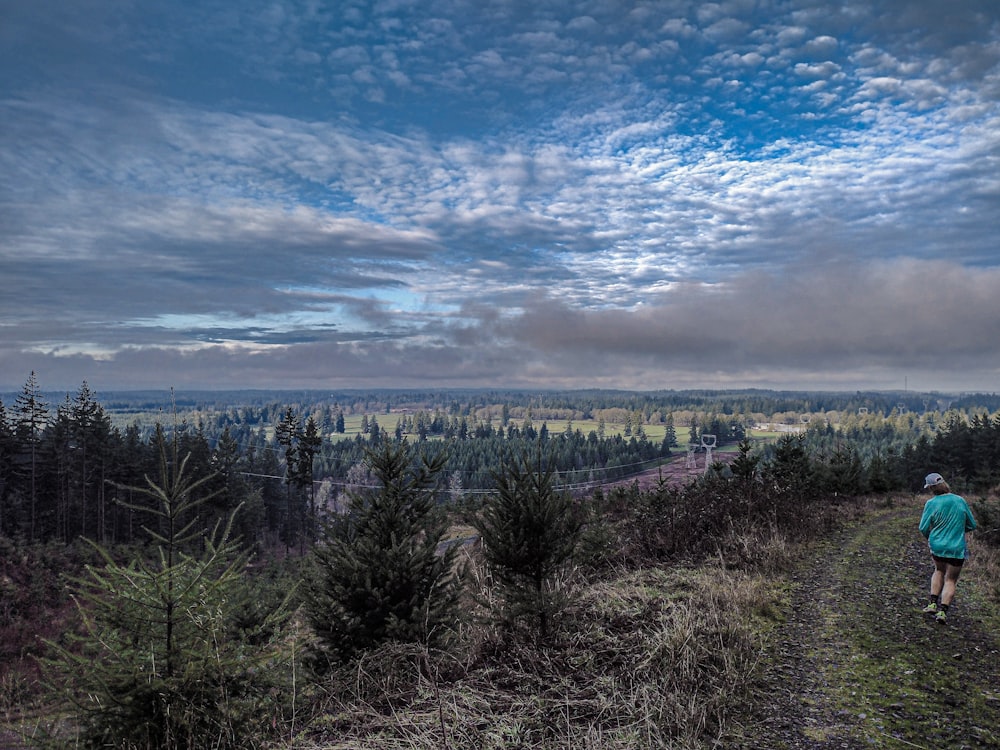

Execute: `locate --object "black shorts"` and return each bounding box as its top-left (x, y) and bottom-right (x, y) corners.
top-left (932, 554), bottom-right (965, 567)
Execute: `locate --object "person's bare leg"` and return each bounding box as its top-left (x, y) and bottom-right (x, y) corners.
top-left (940, 564), bottom-right (962, 606)
top-left (930, 569), bottom-right (943, 597)
top-left (930, 558), bottom-right (947, 598)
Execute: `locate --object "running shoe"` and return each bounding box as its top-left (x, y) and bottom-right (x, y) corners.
top-left (921, 602), bottom-right (938, 614)
top-left (935, 610), bottom-right (947, 624)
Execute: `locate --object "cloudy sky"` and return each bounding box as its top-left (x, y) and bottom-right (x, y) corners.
top-left (2, 0), bottom-right (999, 393)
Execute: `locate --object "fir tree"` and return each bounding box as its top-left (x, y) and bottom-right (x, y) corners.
top-left (44, 443), bottom-right (294, 750)
top-left (730, 437), bottom-right (760, 484)
top-left (477, 448), bottom-right (582, 638)
top-left (729, 436), bottom-right (764, 518)
top-left (275, 407), bottom-right (301, 552)
top-left (296, 416), bottom-right (322, 544)
top-left (868, 448), bottom-right (892, 493)
top-left (305, 440), bottom-right (462, 669)
top-left (662, 412), bottom-right (677, 451)
top-left (13, 371), bottom-right (48, 540)
top-left (0, 397), bottom-right (13, 535)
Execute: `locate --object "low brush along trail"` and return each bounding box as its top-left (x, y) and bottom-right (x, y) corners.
top-left (733, 497), bottom-right (1000, 749)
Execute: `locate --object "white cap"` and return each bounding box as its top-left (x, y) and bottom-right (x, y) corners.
top-left (923, 472), bottom-right (945, 488)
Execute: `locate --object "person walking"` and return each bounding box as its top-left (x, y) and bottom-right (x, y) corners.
top-left (919, 472), bottom-right (977, 623)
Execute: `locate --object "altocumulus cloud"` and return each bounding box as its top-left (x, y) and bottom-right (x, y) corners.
top-left (0, 0), bottom-right (998, 392)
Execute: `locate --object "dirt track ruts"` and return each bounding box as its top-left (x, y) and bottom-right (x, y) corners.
top-left (733, 499), bottom-right (1000, 749)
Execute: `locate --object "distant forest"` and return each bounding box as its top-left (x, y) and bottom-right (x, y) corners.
top-left (1, 373), bottom-right (998, 549)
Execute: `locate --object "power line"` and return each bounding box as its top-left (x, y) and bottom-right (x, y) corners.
top-left (238, 455), bottom-right (675, 495)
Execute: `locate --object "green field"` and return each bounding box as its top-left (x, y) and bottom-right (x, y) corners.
top-left (329, 414), bottom-right (783, 451)
top-left (329, 415), bottom-right (672, 442)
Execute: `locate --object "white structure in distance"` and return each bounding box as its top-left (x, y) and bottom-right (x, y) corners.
top-left (700, 434), bottom-right (717, 473)
top-left (686, 443), bottom-right (698, 468)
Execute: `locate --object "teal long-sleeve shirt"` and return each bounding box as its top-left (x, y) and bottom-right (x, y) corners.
top-left (919, 493), bottom-right (977, 559)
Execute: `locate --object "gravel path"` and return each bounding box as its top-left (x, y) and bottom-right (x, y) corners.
top-left (732, 499), bottom-right (1000, 750)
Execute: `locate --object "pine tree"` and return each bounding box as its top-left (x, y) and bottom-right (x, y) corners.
top-left (44, 443), bottom-right (294, 749)
top-left (212, 425), bottom-right (263, 548)
top-left (275, 407), bottom-right (301, 552)
top-left (768, 434), bottom-right (812, 491)
top-left (0, 397), bottom-right (14, 535)
top-left (296, 416), bottom-right (322, 544)
top-left (868, 448), bottom-right (891, 493)
top-left (13, 371), bottom-right (48, 540)
top-left (729, 437), bottom-right (764, 518)
top-left (663, 412), bottom-right (677, 451)
top-left (477, 449), bottom-right (582, 638)
top-left (730, 437), bottom-right (760, 484)
top-left (304, 440), bottom-right (462, 668)
top-left (68, 381), bottom-right (114, 542)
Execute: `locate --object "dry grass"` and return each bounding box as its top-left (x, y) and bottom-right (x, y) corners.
top-left (967, 534), bottom-right (1000, 609)
top-left (293, 558), bottom-right (787, 750)
top-left (714, 522), bottom-right (793, 575)
top-left (951, 486), bottom-right (1000, 610)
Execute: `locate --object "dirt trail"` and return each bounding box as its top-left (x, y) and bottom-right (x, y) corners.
top-left (734, 498), bottom-right (1000, 749)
